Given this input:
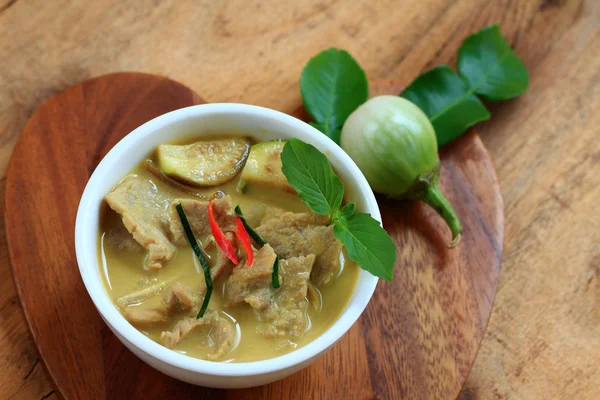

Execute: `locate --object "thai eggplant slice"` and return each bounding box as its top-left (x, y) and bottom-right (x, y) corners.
top-left (239, 140), bottom-right (295, 193)
top-left (157, 137), bottom-right (251, 187)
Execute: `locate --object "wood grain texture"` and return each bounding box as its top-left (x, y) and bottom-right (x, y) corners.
top-left (0, 0), bottom-right (598, 399)
top-left (0, 181), bottom-right (56, 400)
top-left (5, 74), bottom-right (501, 399)
top-left (4, 74), bottom-right (202, 400)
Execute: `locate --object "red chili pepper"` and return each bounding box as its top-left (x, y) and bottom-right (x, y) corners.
top-left (235, 217), bottom-right (254, 267)
top-left (208, 200), bottom-right (238, 265)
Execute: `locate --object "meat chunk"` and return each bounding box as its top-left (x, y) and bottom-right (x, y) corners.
top-left (105, 175), bottom-right (175, 269)
top-left (225, 247), bottom-right (315, 338)
top-left (160, 310), bottom-right (234, 360)
top-left (121, 239), bottom-right (234, 327)
top-left (312, 238), bottom-right (343, 287)
top-left (197, 233), bottom-right (235, 297)
top-left (233, 202), bottom-right (287, 226)
top-left (106, 225), bottom-right (143, 253)
top-left (254, 213), bottom-right (328, 260)
top-left (169, 195), bottom-right (236, 246)
top-left (255, 212), bottom-right (342, 287)
top-left (258, 254), bottom-right (315, 338)
top-left (259, 205), bottom-right (288, 225)
top-left (161, 282), bottom-right (198, 310)
top-left (122, 307), bottom-right (168, 325)
top-left (123, 281), bottom-right (195, 325)
top-left (117, 279), bottom-right (176, 307)
top-left (168, 198), bottom-right (209, 245)
top-left (225, 244), bottom-right (277, 309)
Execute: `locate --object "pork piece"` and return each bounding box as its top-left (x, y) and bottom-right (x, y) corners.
top-left (312, 239), bottom-right (343, 287)
top-left (105, 175), bottom-right (175, 269)
top-left (258, 254), bottom-right (315, 338)
top-left (233, 202), bottom-right (286, 226)
top-left (225, 244), bottom-right (278, 309)
top-left (122, 307), bottom-right (168, 325)
top-left (254, 204), bottom-right (287, 226)
top-left (161, 282), bottom-right (198, 310)
top-left (123, 231), bottom-right (234, 326)
top-left (169, 195), bottom-right (236, 246)
top-left (259, 205), bottom-right (288, 225)
top-left (106, 225), bottom-right (143, 253)
top-left (255, 212), bottom-right (342, 287)
top-left (197, 233), bottom-right (236, 297)
top-left (123, 281), bottom-right (197, 326)
top-left (117, 278), bottom-right (177, 307)
top-left (161, 310), bottom-right (234, 360)
top-left (225, 247), bottom-right (315, 338)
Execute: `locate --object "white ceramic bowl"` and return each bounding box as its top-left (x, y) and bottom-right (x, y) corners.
top-left (75, 103), bottom-right (380, 388)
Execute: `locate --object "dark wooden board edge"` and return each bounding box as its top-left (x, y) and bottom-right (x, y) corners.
top-left (5, 72), bottom-right (205, 399)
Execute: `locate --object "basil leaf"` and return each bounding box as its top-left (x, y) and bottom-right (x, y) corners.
top-left (281, 138), bottom-right (344, 216)
top-left (280, 138), bottom-right (397, 280)
top-left (331, 202), bottom-right (356, 225)
top-left (334, 213), bottom-right (396, 280)
top-left (301, 48), bottom-right (368, 142)
top-left (458, 24), bottom-right (529, 101)
top-left (339, 202), bottom-right (356, 219)
top-left (310, 122), bottom-right (341, 144)
top-left (401, 65), bottom-right (491, 146)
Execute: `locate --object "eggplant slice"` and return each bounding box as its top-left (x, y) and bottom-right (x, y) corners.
top-left (157, 137), bottom-right (251, 187)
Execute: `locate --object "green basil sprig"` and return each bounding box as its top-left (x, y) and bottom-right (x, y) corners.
top-left (301, 24), bottom-right (529, 147)
top-left (400, 65), bottom-right (491, 146)
top-left (402, 25), bottom-right (529, 145)
top-left (300, 49), bottom-right (368, 143)
top-left (281, 138), bottom-right (396, 280)
top-left (457, 25), bottom-right (529, 101)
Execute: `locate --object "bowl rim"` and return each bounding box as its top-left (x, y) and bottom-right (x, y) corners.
top-left (75, 103), bottom-right (379, 377)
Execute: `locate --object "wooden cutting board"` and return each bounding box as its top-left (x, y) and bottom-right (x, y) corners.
top-left (4, 73), bottom-right (502, 399)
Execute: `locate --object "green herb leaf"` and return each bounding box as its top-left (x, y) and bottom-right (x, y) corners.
top-left (400, 25), bottom-right (528, 146)
top-left (401, 65), bottom-right (491, 146)
top-left (458, 24), bottom-right (529, 101)
top-left (331, 202), bottom-right (356, 225)
top-left (235, 205), bottom-right (266, 247)
top-left (334, 213), bottom-right (396, 280)
top-left (310, 122), bottom-right (341, 144)
top-left (272, 257), bottom-right (281, 289)
top-left (280, 138), bottom-right (396, 279)
top-left (176, 203), bottom-right (212, 318)
top-left (301, 48), bottom-right (368, 142)
top-left (339, 202), bottom-right (356, 219)
top-left (281, 138), bottom-right (344, 216)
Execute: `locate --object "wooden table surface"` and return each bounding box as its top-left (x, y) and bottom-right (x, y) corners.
top-left (0, 0), bottom-right (597, 399)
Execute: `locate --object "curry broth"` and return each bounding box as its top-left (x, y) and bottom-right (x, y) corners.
top-left (99, 139), bottom-right (360, 362)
